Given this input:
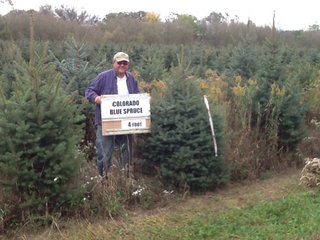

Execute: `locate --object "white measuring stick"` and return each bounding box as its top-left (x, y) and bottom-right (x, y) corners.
top-left (203, 95), bottom-right (218, 157)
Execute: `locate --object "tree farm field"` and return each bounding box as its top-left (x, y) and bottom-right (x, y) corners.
top-left (12, 167), bottom-right (320, 240)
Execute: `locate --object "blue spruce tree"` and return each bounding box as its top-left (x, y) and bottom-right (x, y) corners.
top-left (0, 44), bottom-right (84, 224)
top-left (138, 76), bottom-right (228, 190)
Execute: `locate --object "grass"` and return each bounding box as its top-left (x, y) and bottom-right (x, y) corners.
top-left (5, 168), bottom-right (320, 240)
top-left (135, 190), bottom-right (320, 240)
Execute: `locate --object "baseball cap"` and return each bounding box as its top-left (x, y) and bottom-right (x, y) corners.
top-left (113, 52), bottom-right (129, 62)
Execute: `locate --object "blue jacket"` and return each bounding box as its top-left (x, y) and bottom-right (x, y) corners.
top-left (85, 68), bottom-right (140, 126)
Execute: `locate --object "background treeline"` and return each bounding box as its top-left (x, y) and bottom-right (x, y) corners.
top-left (1, 5), bottom-right (320, 47)
top-left (1, 6), bottom-right (320, 233)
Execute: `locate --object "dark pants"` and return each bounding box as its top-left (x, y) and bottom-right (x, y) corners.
top-left (95, 125), bottom-right (129, 176)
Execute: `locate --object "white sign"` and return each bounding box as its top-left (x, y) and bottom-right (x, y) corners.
top-left (101, 94), bottom-right (150, 119)
top-left (101, 93), bottom-right (151, 136)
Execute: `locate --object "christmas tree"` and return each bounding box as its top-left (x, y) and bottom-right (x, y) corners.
top-left (138, 75), bottom-right (228, 190)
top-left (0, 43), bottom-right (84, 221)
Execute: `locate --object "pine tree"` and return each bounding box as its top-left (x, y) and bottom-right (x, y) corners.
top-left (54, 36), bottom-right (104, 101)
top-left (254, 40), bottom-right (305, 153)
top-left (278, 83), bottom-right (305, 151)
top-left (53, 37), bottom-right (105, 160)
top-left (0, 43), bottom-right (84, 221)
top-left (138, 75), bottom-right (228, 190)
top-left (52, 38), bottom-right (105, 159)
top-left (0, 41), bottom-right (25, 98)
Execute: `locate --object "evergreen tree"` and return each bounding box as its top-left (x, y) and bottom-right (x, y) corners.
top-left (0, 44), bottom-right (84, 221)
top-left (54, 36), bottom-right (104, 101)
top-left (136, 49), bottom-right (166, 82)
top-left (254, 41), bottom-right (305, 153)
top-left (53, 37), bottom-right (104, 160)
top-left (138, 75), bottom-right (228, 190)
top-left (277, 83), bottom-right (305, 151)
top-left (229, 44), bottom-right (259, 80)
top-left (0, 41), bottom-right (25, 98)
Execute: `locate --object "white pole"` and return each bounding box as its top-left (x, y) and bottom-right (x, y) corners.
top-left (203, 95), bottom-right (218, 157)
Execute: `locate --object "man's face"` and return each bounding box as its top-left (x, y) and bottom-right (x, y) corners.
top-left (113, 60), bottom-right (128, 76)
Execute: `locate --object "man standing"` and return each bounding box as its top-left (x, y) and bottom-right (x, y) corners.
top-left (85, 52), bottom-right (140, 178)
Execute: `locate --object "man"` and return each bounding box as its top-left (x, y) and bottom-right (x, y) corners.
top-left (85, 52), bottom-right (140, 178)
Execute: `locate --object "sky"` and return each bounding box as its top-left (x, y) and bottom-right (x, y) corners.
top-left (1, 0), bottom-right (319, 31)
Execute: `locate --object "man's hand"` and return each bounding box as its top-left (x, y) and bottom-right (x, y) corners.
top-left (95, 96), bottom-right (102, 104)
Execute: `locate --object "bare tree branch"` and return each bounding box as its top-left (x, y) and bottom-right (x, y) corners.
top-left (0, 0), bottom-right (13, 5)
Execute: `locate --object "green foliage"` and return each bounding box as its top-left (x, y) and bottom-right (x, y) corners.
top-left (0, 41), bottom-right (25, 98)
top-left (229, 44), bottom-right (259, 79)
top-left (0, 44), bottom-right (85, 224)
top-left (252, 42), bottom-right (305, 153)
top-left (53, 37), bottom-right (105, 160)
top-left (54, 36), bottom-right (104, 99)
top-left (304, 74), bottom-right (320, 116)
top-left (135, 50), bottom-right (166, 82)
top-left (0, 17), bottom-right (10, 40)
top-left (278, 85), bottom-right (306, 151)
top-left (138, 75), bottom-right (228, 190)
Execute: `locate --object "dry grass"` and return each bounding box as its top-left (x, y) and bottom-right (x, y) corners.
top-left (300, 157), bottom-right (320, 187)
top-left (8, 167), bottom-right (301, 240)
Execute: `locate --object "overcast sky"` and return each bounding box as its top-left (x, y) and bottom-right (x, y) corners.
top-left (1, 0), bottom-right (319, 31)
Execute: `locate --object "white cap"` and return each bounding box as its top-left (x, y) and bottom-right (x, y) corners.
top-left (113, 52), bottom-right (129, 62)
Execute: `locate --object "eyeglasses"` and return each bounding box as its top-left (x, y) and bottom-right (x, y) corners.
top-left (117, 61), bottom-right (128, 66)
